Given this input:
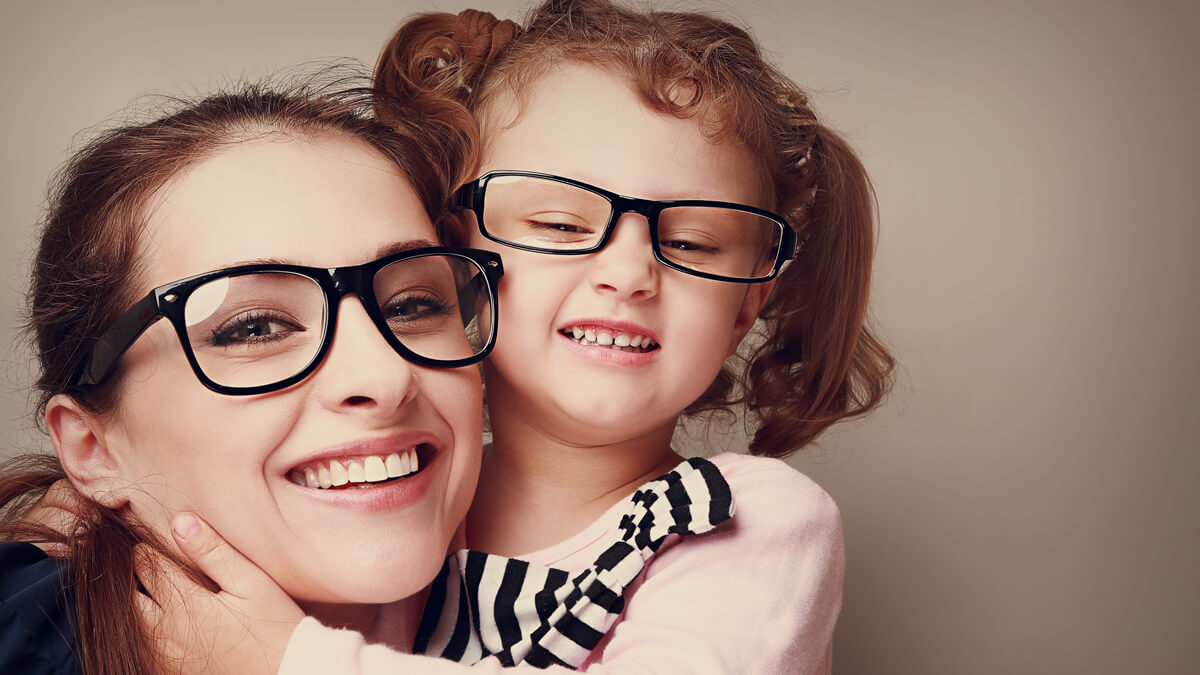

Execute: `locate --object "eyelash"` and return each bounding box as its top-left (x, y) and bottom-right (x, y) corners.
top-left (207, 310), bottom-right (301, 347)
top-left (382, 293), bottom-right (454, 321)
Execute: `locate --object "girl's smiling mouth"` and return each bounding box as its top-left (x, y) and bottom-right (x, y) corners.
top-left (287, 443), bottom-right (434, 489)
top-left (558, 323), bottom-right (660, 353)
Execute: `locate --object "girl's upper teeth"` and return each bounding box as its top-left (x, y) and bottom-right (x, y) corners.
top-left (567, 325), bottom-right (657, 350)
top-left (289, 448), bottom-right (420, 489)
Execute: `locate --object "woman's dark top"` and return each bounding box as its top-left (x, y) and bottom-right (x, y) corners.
top-left (0, 541), bottom-right (79, 674)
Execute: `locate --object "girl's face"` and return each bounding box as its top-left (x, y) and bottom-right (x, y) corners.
top-left (471, 64), bottom-right (773, 445)
top-left (94, 134), bottom-right (481, 605)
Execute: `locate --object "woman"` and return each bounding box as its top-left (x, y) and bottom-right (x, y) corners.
top-left (0, 77), bottom-right (499, 674)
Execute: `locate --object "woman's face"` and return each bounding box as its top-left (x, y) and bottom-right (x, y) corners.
top-left (95, 133), bottom-right (481, 606)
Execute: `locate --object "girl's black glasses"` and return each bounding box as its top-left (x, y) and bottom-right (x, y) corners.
top-left (457, 171), bottom-right (796, 283)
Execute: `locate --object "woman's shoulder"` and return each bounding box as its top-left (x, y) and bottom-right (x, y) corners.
top-left (0, 540), bottom-right (69, 600)
top-left (0, 541), bottom-right (80, 675)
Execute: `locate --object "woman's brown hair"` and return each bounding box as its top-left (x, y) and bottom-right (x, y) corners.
top-left (0, 74), bottom-right (472, 673)
top-left (377, 0), bottom-right (894, 458)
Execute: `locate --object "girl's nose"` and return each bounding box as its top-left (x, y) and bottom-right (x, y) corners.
top-left (587, 213), bottom-right (660, 301)
top-left (313, 296), bottom-right (418, 416)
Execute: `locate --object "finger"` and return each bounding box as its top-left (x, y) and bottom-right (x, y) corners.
top-left (134, 590), bottom-right (163, 625)
top-left (135, 542), bottom-right (226, 664)
top-left (171, 512), bottom-right (274, 600)
top-left (133, 543), bottom-right (186, 612)
top-left (41, 479), bottom-right (84, 512)
top-left (23, 480), bottom-right (86, 542)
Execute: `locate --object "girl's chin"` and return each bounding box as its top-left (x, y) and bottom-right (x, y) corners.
top-left (552, 397), bottom-right (681, 434)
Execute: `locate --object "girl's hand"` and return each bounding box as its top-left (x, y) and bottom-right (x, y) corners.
top-left (23, 479), bottom-right (85, 556)
top-left (136, 513), bottom-right (305, 675)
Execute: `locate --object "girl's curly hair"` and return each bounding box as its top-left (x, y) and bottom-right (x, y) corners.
top-left (377, 0), bottom-right (895, 457)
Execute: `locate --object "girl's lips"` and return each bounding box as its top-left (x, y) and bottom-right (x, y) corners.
top-left (559, 330), bottom-right (660, 366)
top-left (558, 318), bottom-right (660, 352)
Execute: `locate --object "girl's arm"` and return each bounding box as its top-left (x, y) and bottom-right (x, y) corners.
top-left (138, 514), bottom-right (304, 675)
top-left (575, 457), bottom-right (844, 673)
top-left (169, 457), bottom-right (842, 674)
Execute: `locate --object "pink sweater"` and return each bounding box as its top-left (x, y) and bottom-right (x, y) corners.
top-left (279, 453), bottom-right (844, 674)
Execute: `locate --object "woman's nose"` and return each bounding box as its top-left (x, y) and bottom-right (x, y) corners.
top-left (313, 296), bottom-right (418, 415)
top-left (587, 213), bottom-right (660, 301)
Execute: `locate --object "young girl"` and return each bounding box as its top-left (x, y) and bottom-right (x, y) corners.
top-left (158, 1), bottom-right (893, 672)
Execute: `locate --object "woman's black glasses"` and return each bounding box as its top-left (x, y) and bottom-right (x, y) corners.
top-left (72, 246), bottom-right (503, 396)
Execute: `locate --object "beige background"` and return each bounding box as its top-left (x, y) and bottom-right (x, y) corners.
top-left (2, 1), bottom-right (1196, 672)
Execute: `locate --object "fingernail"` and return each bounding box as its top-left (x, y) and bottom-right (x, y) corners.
top-left (173, 513), bottom-right (200, 540)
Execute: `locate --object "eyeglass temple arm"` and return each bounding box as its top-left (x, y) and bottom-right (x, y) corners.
top-left (73, 293), bottom-right (161, 387)
top-left (458, 270), bottom-right (487, 326)
top-left (781, 225), bottom-right (799, 261)
top-left (453, 181), bottom-right (477, 211)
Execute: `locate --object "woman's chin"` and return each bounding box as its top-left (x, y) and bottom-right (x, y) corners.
top-left (282, 556), bottom-right (443, 608)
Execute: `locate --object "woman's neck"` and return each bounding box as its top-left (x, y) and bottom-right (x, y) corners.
top-left (298, 601), bottom-right (381, 636)
top-left (297, 595), bottom-right (426, 650)
top-left (467, 404), bottom-right (684, 557)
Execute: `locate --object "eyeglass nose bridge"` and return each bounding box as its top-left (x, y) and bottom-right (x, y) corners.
top-left (597, 193), bottom-right (667, 250)
top-left (607, 193), bottom-right (664, 224)
top-left (325, 266), bottom-right (372, 300)
top-left (319, 266), bottom-right (392, 351)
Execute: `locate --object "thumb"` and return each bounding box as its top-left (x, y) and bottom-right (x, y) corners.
top-left (172, 512), bottom-right (284, 603)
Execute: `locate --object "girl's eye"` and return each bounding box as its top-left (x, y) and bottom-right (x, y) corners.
top-left (506, 217), bottom-right (598, 250)
top-left (515, 219), bottom-right (598, 250)
top-left (209, 312), bottom-right (302, 347)
top-left (526, 220), bottom-right (592, 235)
top-left (660, 238), bottom-right (720, 255)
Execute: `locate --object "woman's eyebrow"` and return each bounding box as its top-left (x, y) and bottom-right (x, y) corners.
top-left (373, 238), bottom-right (440, 259)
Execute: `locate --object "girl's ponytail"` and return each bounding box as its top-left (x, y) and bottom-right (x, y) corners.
top-left (374, 10), bottom-right (520, 191)
top-left (744, 123), bottom-right (894, 458)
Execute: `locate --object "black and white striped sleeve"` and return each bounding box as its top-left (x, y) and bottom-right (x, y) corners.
top-left (413, 456), bottom-right (735, 669)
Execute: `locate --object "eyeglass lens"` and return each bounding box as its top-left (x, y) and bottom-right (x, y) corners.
top-left (481, 174), bottom-right (782, 280)
top-left (180, 255), bottom-right (491, 389)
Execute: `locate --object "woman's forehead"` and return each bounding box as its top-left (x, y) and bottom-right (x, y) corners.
top-left (139, 134), bottom-right (436, 282)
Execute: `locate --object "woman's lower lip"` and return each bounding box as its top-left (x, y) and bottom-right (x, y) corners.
top-left (285, 451), bottom-right (438, 513)
top-left (559, 331), bottom-right (659, 366)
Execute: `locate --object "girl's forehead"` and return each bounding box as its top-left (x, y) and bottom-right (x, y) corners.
top-left (479, 64), bottom-right (772, 208)
top-left (140, 134), bottom-right (435, 283)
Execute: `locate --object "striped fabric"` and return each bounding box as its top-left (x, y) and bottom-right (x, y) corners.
top-left (412, 456), bottom-right (735, 668)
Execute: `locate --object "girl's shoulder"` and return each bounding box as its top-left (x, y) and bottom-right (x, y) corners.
top-left (705, 452), bottom-right (842, 537)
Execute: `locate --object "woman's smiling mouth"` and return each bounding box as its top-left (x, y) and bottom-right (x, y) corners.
top-left (287, 444), bottom-right (432, 489)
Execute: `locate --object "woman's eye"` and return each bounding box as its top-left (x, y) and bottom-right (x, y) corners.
top-left (210, 313), bottom-right (301, 346)
top-left (384, 293), bottom-right (453, 322)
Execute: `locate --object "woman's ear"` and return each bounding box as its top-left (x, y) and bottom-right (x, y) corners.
top-left (46, 394), bottom-right (129, 509)
top-left (729, 279), bottom-right (776, 355)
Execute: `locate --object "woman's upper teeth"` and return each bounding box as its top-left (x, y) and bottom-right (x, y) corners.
top-left (289, 449), bottom-right (420, 489)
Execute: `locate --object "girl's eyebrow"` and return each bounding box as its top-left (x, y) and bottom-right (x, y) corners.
top-left (213, 238), bottom-right (441, 270)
